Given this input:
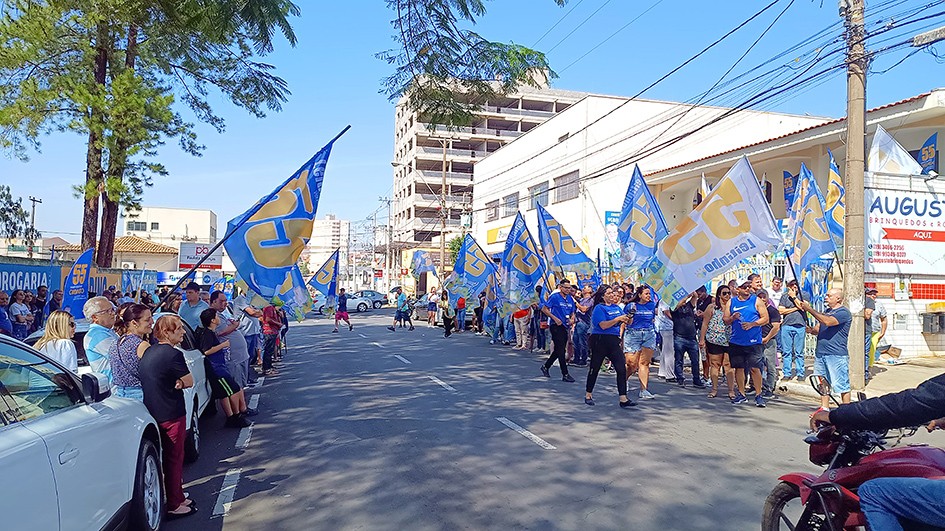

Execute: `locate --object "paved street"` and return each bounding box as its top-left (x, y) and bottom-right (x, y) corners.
top-left (165, 310), bottom-right (936, 530)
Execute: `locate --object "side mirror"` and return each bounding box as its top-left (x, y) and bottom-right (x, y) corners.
top-left (810, 375), bottom-right (831, 396)
top-left (82, 372), bottom-right (112, 403)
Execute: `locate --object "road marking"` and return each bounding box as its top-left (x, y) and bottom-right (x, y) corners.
top-left (212, 467), bottom-right (242, 518)
top-left (393, 354), bottom-right (411, 364)
top-left (495, 417), bottom-right (556, 450)
top-left (358, 333), bottom-right (367, 338)
top-left (371, 342), bottom-right (383, 348)
top-left (236, 423), bottom-right (254, 449)
top-left (427, 375), bottom-right (456, 392)
top-left (255, 377), bottom-right (265, 388)
top-left (248, 394), bottom-right (260, 410)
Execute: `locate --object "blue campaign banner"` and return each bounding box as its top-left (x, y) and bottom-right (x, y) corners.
top-left (783, 171), bottom-right (797, 215)
top-left (61, 249), bottom-right (94, 317)
top-left (122, 270), bottom-right (158, 297)
top-left (920, 133), bottom-right (937, 175)
top-left (0, 263), bottom-right (62, 294)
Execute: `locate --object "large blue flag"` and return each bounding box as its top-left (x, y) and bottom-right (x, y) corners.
top-left (800, 256), bottom-right (834, 304)
top-left (308, 249), bottom-right (340, 298)
top-left (824, 149), bottom-right (845, 256)
top-left (617, 165), bottom-right (668, 273)
top-left (410, 250), bottom-right (437, 278)
top-left (536, 204), bottom-right (596, 275)
top-left (789, 163), bottom-right (836, 274)
top-left (498, 213), bottom-right (547, 316)
top-left (224, 138), bottom-right (338, 319)
top-left (443, 234), bottom-right (496, 308)
top-left (783, 170), bottom-right (797, 215)
top-left (61, 248), bottom-right (94, 317)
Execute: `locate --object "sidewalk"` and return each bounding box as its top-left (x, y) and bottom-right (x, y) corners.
top-left (780, 355), bottom-right (945, 402)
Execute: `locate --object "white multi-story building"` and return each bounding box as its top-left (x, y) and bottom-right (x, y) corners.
top-left (472, 94), bottom-right (831, 255)
top-left (121, 206), bottom-right (218, 246)
top-left (302, 214), bottom-right (350, 275)
top-left (391, 85), bottom-right (588, 255)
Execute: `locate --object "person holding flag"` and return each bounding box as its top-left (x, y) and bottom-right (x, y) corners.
top-left (333, 288), bottom-right (353, 333)
top-left (539, 278), bottom-right (577, 383)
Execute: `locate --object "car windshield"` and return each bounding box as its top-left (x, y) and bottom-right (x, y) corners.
top-left (0, 341), bottom-right (79, 423)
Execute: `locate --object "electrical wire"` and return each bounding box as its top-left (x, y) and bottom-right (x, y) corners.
top-left (546, 0), bottom-right (615, 54)
top-left (533, 0), bottom-right (588, 47)
top-left (557, 0), bottom-right (667, 74)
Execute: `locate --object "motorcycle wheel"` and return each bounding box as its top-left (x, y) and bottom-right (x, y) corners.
top-left (762, 482), bottom-right (805, 531)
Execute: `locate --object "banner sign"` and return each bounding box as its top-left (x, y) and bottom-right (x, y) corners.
top-left (121, 270), bottom-right (158, 297)
top-left (865, 187), bottom-right (945, 274)
top-left (604, 210), bottom-right (621, 255)
top-left (179, 242), bottom-right (223, 270)
top-left (0, 263), bottom-right (61, 293)
top-left (909, 133), bottom-right (938, 175)
top-left (61, 249), bottom-right (94, 317)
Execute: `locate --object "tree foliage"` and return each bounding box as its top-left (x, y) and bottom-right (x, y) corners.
top-left (378, 0), bottom-right (565, 127)
top-left (0, 185), bottom-right (30, 240)
top-left (447, 234), bottom-right (462, 265)
top-left (0, 0), bottom-right (300, 265)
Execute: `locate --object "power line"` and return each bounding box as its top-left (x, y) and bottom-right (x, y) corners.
top-left (558, 0), bottom-right (668, 74)
top-left (533, 0), bottom-right (588, 47)
top-left (546, 0), bottom-right (614, 54)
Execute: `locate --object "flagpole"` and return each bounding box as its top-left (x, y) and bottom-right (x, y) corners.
top-left (158, 125), bottom-right (351, 309)
top-left (784, 252), bottom-right (813, 327)
top-left (833, 251), bottom-right (844, 279)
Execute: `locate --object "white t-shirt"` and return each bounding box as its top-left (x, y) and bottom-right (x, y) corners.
top-left (769, 287), bottom-right (784, 307)
top-left (39, 339), bottom-right (78, 373)
top-left (9, 302), bottom-right (31, 323)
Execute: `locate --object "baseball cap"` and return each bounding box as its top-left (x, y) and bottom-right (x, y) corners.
top-left (865, 286), bottom-right (878, 294)
top-left (736, 277), bottom-right (751, 287)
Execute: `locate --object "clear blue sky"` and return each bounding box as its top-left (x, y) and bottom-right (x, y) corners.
top-left (2, 0), bottom-right (942, 241)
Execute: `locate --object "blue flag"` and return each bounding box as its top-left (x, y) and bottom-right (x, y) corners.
top-left (443, 234), bottom-right (497, 309)
top-left (824, 149), bottom-right (845, 256)
top-left (783, 170), bottom-right (797, 215)
top-left (536, 204), bottom-right (596, 275)
top-left (800, 256), bottom-right (834, 304)
top-left (789, 163), bottom-right (836, 274)
top-left (61, 248), bottom-right (94, 317)
top-left (308, 249), bottom-right (340, 299)
top-left (498, 213), bottom-right (548, 316)
top-left (617, 165), bottom-right (668, 272)
top-left (410, 250), bottom-right (437, 278)
top-left (919, 133), bottom-right (938, 175)
top-left (224, 139), bottom-right (337, 319)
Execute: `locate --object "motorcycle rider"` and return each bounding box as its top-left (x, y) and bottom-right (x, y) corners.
top-left (810, 372), bottom-right (945, 531)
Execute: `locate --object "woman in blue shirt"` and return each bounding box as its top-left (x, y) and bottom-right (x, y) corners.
top-left (624, 285), bottom-right (658, 400)
top-left (585, 285), bottom-right (636, 408)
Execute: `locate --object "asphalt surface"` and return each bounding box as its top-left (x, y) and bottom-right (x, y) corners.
top-left (163, 309), bottom-right (941, 530)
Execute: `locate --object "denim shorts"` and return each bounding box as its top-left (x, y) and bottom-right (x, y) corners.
top-left (115, 385), bottom-right (144, 401)
top-left (624, 328), bottom-right (656, 352)
top-left (813, 355), bottom-right (851, 394)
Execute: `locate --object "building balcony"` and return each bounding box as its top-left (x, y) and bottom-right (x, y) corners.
top-left (414, 169), bottom-right (474, 184)
top-left (478, 105), bottom-right (555, 119)
top-left (416, 123), bottom-right (525, 141)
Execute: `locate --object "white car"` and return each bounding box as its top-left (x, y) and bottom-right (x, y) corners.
top-left (26, 317), bottom-right (213, 463)
top-left (0, 334), bottom-right (166, 530)
top-left (314, 293), bottom-right (372, 315)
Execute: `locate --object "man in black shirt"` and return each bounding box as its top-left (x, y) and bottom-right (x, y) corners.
top-left (694, 286), bottom-right (713, 382)
top-left (672, 292), bottom-right (706, 388)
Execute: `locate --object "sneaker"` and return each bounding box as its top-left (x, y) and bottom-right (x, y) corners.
top-left (796, 375), bottom-right (806, 382)
top-left (562, 374), bottom-right (575, 383)
top-left (349, 325), bottom-right (353, 331)
top-left (761, 390), bottom-right (778, 400)
top-left (692, 381), bottom-right (707, 389)
top-left (584, 397), bottom-right (595, 406)
top-left (666, 378), bottom-right (677, 383)
top-left (387, 326), bottom-right (395, 332)
top-left (677, 380), bottom-right (686, 388)
top-left (731, 393), bottom-right (748, 405)
top-left (489, 340), bottom-right (496, 345)
top-left (408, 326), bottom-right (415, 331)
top-left (619, 399), bottom-right (637, 408)
top-left (755, 395), bottom-right (767, 408)
top-left (639, 389), bottom-right (655, 400)
top-left (540, 366), bottom-right (550, 378)
top-left (243, 407), bottom-right (259, 417)
top-left (332, 329), bottom-right (339, 333)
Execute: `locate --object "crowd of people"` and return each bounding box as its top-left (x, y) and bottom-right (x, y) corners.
top-left (396, 273), bottom-right (886, 411)
top-left (0, 280), bottom-right (293, 522)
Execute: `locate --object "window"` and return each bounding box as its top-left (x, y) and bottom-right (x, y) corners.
top-left (554, 172), bottom-right (580, 203)
top-left (150, 222), bottom-right (160, 231)
top-left (529, 182), bottom-right (549, 210)
top-left (0, 341), bottom-right (82, 423)
top-left (485, 200), bottom-right (499, 222)
top-left (501, 193), bottom-right (519, 218)
top-left (126, 221), bottom-right (146, 232)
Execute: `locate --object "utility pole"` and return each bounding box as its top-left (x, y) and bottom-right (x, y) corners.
top-left (380, 196), bottom-right (393, 293)
top-left (842, 0), bottom-right (867, 389)
top-left (27, 196), bottom-right (42, 259)
top-left (371, 211), bottom-right (378, 291)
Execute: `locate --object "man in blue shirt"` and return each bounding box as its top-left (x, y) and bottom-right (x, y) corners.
top-left (0, 291), bottom-right (12, 336)
top-left (178, 282), bottom-right (209, 331)
top-left (724, 277), bottom-right (769, 407)
top-left (799, 287), bottom-right (852, 411)
top-left (334, 288), bottom-right (353, 333)
top-left (540, 279), bottom-right (577, 382)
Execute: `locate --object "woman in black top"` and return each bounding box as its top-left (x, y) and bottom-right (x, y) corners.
top-left (140, 314), bottom-right (196, 520)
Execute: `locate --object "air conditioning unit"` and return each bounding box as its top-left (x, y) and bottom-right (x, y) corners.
top-left (120, 261), bottom-right (136, 269)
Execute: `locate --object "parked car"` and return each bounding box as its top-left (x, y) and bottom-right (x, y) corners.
top-left (314, 293), bottom-right (372, 315)
top-left (353, 290), bottom-right (387, 309)
top-left (26, 316), bottom-right (213, 463)
top-left (0, 334), bottom-right (166, 530)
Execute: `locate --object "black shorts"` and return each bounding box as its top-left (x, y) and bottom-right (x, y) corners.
top-left (728, 343), bottom-right (764, 369)
top-left (706, 342), bottom-right (727, 355)
top-left (210, 373), bottom-right (241, 399)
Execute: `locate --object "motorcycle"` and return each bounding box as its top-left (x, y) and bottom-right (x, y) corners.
top-left (762, 375), bottom-right (945, 531)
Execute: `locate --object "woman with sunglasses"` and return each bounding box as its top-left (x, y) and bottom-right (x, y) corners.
top-left (35, 310), bottom-right (78, 373)
top-left (699, 285), bottom-right (736, 399)
top-left (584, 285), bottom-right (635, 408)
top-left (108, 303), bottom-right (154, 401)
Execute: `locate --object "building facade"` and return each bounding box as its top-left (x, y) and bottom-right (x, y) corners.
top-left (301, 214), bottom-right (350, 278)
top-left (391, 85), bottom-right (587, 250)
top-left (121, 206), bottom-right (218, 246)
